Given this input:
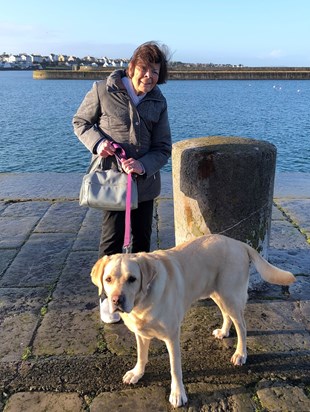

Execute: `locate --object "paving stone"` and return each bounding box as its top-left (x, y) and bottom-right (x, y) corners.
top-left (0, 201), bottom-right (7, 214)
top-left (289, 274), bottom-right (310, 302)
top-left (186, 383), bottom-right (256, 411)
top-left (274, 172), bottom-right (310, 199)
top-left (0, 249), bottom-right (17, 276)
top-left (0, 287), bottom-right (49, 317)
top-left (245, 301), bottom-right (309, 354)
top-left (0, 287), bottom-right (48, 362)
top-left (90, 386), bottom-right (168, 412)
top-left (73, 208), bottom-right (102, 251)
top-left (1, 312), bottom-right (39, 362)
top-left (270, 220), bottom-right (309, 250)
top-left (256, 382), bottom-right (310, 412)
top-left (3, 391), bottom-right (84, 412)
top-left (160, 172), bottom-right (173, 198)
top-left (180, 304), bottom-right (221, 353)
top-left (52, 250), bottom-right (98, 307)
top-left (156, 198), bottom-right (175, 249)
top-left (34, 201), bottom-right (86, 233)
top-left (269, 220), bottom-right (310, 274)
top-left (0, 216), bottom-right (40, 248)
top-left (276, 199), bottom-right (310, 239)
top-left (0, 233), bottom-right (75, 287)
top-left (32, 307), bottom-right (99, 356)
top-left (0, 201), bottom-right (51, 217)
top-left (272, 204), bottom-right (287, 221)
top-left (0, 172), bottom-right (83, 200)
top-left (103, 322), bottom-right (166, 357)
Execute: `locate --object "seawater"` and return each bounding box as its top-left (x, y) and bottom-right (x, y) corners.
top-left (0, 71), bottom-right (309, 173)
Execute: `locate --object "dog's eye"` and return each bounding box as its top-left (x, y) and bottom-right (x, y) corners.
top-left (105, 276), bottom-right (112, 283)
top-left (128, 276), bottom-right (136, 284)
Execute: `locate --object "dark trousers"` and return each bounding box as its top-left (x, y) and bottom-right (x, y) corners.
top-left (98, 199), bottom-right (154, 258)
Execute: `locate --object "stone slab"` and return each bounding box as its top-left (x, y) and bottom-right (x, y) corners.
top-left (276, 199), bottom-right (310, 239)
top-left (156, 198), bottom-right (175, 249)
top-left (0, 287), bottom-right (48, 362)
top-left (32, 308), bottom-right (99, 356)
top-left (90, 386), bottom-right (168, 412)
top-left (0, 233), bottom-right (75, 287)
top-left (0, 201), bottom-right (7, 214)
top-left (52, 251), bottom-right (98, 306)
top-left (0, 216), bottom-right (40, 248)
top-left (34, 201), bottom-right (86, 233)
top-left (269, 220), bottom-right (310, 275)
top-left (72, 208), bottom-right (102, 251)
top-left (0, 200), bottom-right (51, 217)
top-left (245, 300), bottom-right (309, 354)
top-left (1, 312), bottom-right (39, 362)
top-left (274, 172), bottom-right (310, 199)
top-left (256, 382), bottom-right (310, 412)
top-left (3, 392), bottom-right (84, 412)
top-left (185, 382), bottom-right (256, 411)
top-left (0, 172), bottom-right (83, 200)
top-left (0, 249), bottom-right (17, 276)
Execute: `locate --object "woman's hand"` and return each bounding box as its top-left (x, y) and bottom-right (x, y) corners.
top-left (121, 158), bottom-right (145, 175)
top-left (97, 140), bottom-right (116, 158)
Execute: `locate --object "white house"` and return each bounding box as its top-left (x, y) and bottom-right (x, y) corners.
top-left (31, 54), bottom-right (44, 63)
top-left (20, 54), bottom-right (32, 64)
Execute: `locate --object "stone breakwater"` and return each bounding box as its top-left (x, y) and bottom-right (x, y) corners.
top-left (33, 67), bottom-right (310, 80)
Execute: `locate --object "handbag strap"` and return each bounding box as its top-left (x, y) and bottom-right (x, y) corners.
top-left (90, 141), bottom-right (133, 253)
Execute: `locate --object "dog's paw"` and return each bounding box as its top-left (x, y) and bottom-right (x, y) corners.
top-left (123, 368), bottom-right (144, 385)
top-left (231, 351), bottom-right (247, 366)
top-left (169, 388), bottom-right (188, 408)
top-left (212, 328), bottom-right (229, 339)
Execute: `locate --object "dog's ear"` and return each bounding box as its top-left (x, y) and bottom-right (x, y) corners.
top-left (135, 254), bottom-right (157, 294)
top-left (90, 256), bottom-right (109, 296)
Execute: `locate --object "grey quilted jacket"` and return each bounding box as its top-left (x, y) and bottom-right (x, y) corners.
top-left (72, 69), bottom-right (172, 202)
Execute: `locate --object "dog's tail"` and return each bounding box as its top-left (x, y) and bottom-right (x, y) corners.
top-left (245, 244), bottom-right (296, 285)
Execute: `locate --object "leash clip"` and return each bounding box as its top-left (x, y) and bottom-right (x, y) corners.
top-left (122, 245), bottom-right (132, 254)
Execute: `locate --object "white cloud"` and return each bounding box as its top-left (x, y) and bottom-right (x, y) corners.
top-left (268, 49), bottom-right (285, 58)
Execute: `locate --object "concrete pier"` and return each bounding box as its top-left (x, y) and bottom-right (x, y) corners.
top-left (0, 172), bottom-right (309, 411)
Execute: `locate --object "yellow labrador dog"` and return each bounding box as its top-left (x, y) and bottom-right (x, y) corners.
top-left (91, 234), bottom-right (295, 408)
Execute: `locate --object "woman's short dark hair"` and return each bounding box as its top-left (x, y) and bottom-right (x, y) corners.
top-left (127, 41), bottom-right (170, 84)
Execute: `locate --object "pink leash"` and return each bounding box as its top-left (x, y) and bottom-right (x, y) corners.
top-left (111, 142), bottom-right (132, 254)
top-left (123, 172), bottom-right (132, 253)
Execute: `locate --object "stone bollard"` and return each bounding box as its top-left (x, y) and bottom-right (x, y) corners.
top-left (172, 136), bottom-right (277, 289)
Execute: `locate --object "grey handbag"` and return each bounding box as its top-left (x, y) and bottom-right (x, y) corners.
top-left (79, 156), bottom-right (138, 211)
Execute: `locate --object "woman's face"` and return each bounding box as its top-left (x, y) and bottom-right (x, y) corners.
top-left (130, 62), bottom-right (161, 95)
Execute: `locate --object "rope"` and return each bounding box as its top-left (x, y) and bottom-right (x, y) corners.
top-left (215, 201), bottom-right (270, 236)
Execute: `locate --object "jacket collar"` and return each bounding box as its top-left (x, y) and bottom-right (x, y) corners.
top-left (106, 69), bottom-right (164, 101)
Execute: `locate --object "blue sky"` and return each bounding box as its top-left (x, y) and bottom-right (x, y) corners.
top-left (1, 0), bottom-right (309, 66)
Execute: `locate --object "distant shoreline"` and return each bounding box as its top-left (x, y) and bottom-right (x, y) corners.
top-left (32, 67), bottom-right (310, 80)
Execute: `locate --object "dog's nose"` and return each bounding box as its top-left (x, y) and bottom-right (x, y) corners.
top-left (112, 294), bottom-right (125, 306)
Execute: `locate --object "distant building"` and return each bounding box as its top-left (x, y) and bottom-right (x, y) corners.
top-left (31, 54), bottom-right (44, 63)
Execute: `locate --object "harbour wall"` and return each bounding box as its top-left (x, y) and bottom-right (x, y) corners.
top-left (33, 67), bottom-right (310, 80)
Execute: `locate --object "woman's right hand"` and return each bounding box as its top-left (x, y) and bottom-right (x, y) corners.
top-left (97, 140), bottom-right (116, 158)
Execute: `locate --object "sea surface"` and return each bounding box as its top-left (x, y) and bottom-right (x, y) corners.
top-left (0, 70), bottom-right (309, 173)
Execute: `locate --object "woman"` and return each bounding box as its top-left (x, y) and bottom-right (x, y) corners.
top-left (72, 41), bottom-right (172, 323)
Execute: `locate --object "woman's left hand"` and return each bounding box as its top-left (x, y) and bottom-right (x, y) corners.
top-left (121, 158), bottom-right (144, 175)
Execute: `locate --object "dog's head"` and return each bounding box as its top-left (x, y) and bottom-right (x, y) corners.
top-left (90, 253), bottom-right (157, 314)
